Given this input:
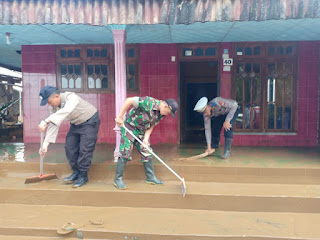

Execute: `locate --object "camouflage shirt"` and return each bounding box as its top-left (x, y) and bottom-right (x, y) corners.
top-left (125, 96), bottom-right (164, 132)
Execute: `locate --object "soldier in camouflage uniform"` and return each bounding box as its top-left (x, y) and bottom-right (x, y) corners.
top-left (114, 96), bottom-right (178, 190)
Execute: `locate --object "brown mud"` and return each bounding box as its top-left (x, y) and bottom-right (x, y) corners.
top-left (0, 144), bottom-right (320, 239)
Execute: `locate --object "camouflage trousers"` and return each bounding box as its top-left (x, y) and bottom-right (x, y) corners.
top-left (119, 125), bottom-right (152, 162)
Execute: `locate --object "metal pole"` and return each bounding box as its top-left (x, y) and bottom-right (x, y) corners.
top-left (122, 125), bottom-right (184, 182)
top-left (40, 132), bottom-right (43, 175)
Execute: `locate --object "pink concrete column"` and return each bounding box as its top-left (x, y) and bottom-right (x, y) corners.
top-left (113, 29), bottom-right (127, 162)
top-left (220, 42), bottom-right (232, 98)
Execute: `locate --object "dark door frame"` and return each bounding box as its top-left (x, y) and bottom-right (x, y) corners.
top-left (177, 43), bottom-right (221, 143)
top-left (178, 59), bottom-right (221, 143)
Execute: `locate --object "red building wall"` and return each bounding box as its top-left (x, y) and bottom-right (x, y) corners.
top-left (22, 45), bottom-right (117, 144)
top-left (140, 44), bottom-right (178, 144)
top-left (22, 45), bottom-right (57, 143)
top-left (22, 44), bottom-right (179, 144)
top-left (22, 42), bottom-right (318, 146)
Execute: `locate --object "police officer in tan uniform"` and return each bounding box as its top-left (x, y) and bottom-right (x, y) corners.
top-left (38, 86), bottom-right (100, 188)
top-left (194, 96), bottom-right (239, 159)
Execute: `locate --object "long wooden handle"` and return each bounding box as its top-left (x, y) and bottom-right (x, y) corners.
top-left (177, 152), bottom-right (210, 161)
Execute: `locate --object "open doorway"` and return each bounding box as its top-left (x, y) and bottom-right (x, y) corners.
top-left (180, 61), bottom-right (219, 143)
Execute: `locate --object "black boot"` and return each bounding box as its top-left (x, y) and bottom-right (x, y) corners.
top-left (114, 158), bottom-right (127, 190)
top-left (72, 171), bottom-right (88, 188)
top-left (221, 138), bottom-right (232, 159)
top-left (63, 169), bottom-right (80, 183)
top-left (211, 137), bottom-right (220, 148)
top-left (143, 159), bottom-right (163, 185)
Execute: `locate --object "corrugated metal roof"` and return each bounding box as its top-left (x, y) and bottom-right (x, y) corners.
top-left (0, 0), bottom-right (319, 25)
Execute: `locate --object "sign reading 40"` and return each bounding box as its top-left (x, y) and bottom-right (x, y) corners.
top-left (223, 58), bottom-right (233, 66)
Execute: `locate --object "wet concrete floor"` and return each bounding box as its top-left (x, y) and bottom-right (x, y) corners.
top-left (1, 143), bottom-right (320, 239)
top-left (0, 142), bottom-right (319, 168)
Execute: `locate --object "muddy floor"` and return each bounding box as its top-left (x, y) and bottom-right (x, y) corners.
top-left (0, 142), bottom-right (320, 168)
top-left (1, 143), bottom-right (320, 239)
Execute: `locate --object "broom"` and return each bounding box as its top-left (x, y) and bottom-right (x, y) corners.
top-left (176, 152), bottom-right (210, 161)
top-left (122, 124), bottom-right (186, 197)
top-left (25, 132), bottom-right (58, 184)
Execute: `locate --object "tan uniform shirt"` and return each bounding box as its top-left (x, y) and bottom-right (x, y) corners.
top-left (44, 92), bottom-right (97, 143)
top-left (204, 97), bottom-right (238, 145)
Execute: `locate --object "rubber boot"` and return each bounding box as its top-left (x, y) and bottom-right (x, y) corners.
top-left (211, 137), bottom-right (220, 148)
top-left (143, 159), bottom-right (164, 185)
top-left (73, 171), bottom-right (88, 188)
top-left (113, 158), bottom-right (127, 190)
top-left (221, 138), bottom-right (232, 159)
top-left (63, 169), bottom-right (80, 183)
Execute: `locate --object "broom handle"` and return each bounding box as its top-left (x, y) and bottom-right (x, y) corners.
top-left (40, 132), bottom-right (43, 175)
top-left (122, 125), bottom-right (183, 182)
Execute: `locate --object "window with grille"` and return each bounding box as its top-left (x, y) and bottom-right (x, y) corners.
top-left (232, 42), bottom-right (297, 132)
top-left (56, 45), bottom-right (114, 92)
top-left (126, 45), bottom-right (140, 92)
top-left (179, 43), bottom-right (220, 60)
top-left (56, 45), bottom-right (139, 93)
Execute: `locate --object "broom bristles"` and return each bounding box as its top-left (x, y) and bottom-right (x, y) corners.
top-left (25, 173), bottom-right (58, 184)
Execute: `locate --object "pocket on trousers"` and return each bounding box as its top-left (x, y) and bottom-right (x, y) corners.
top-left (84, 125), bottom-right (98, 150)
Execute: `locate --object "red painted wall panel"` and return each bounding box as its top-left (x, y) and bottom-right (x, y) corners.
top-left (220, 42), bottom-right (232, 99)
top-left (22, 45), bottom-right (116, 144)
top-left (139, 44), bottom-right (179, 144)
top-left (22, 44), bottom-right (179, 144)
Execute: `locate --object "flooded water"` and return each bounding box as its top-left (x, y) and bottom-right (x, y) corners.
top-left (0, 142), bottom-right (208, 164)
top-left (0, 142), bottom-right (25, 162)
top-left (0, 142), bottom-right (199, 164)
top-left (0, 142), bottom-right (319, 168)
top-left (0, 143), bottom-right (116, 163)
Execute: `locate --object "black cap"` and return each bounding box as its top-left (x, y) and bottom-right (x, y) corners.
top-left (39, 86), bottom-right (58, 106)
top-left (165, 98), bottom-right (179, 118)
